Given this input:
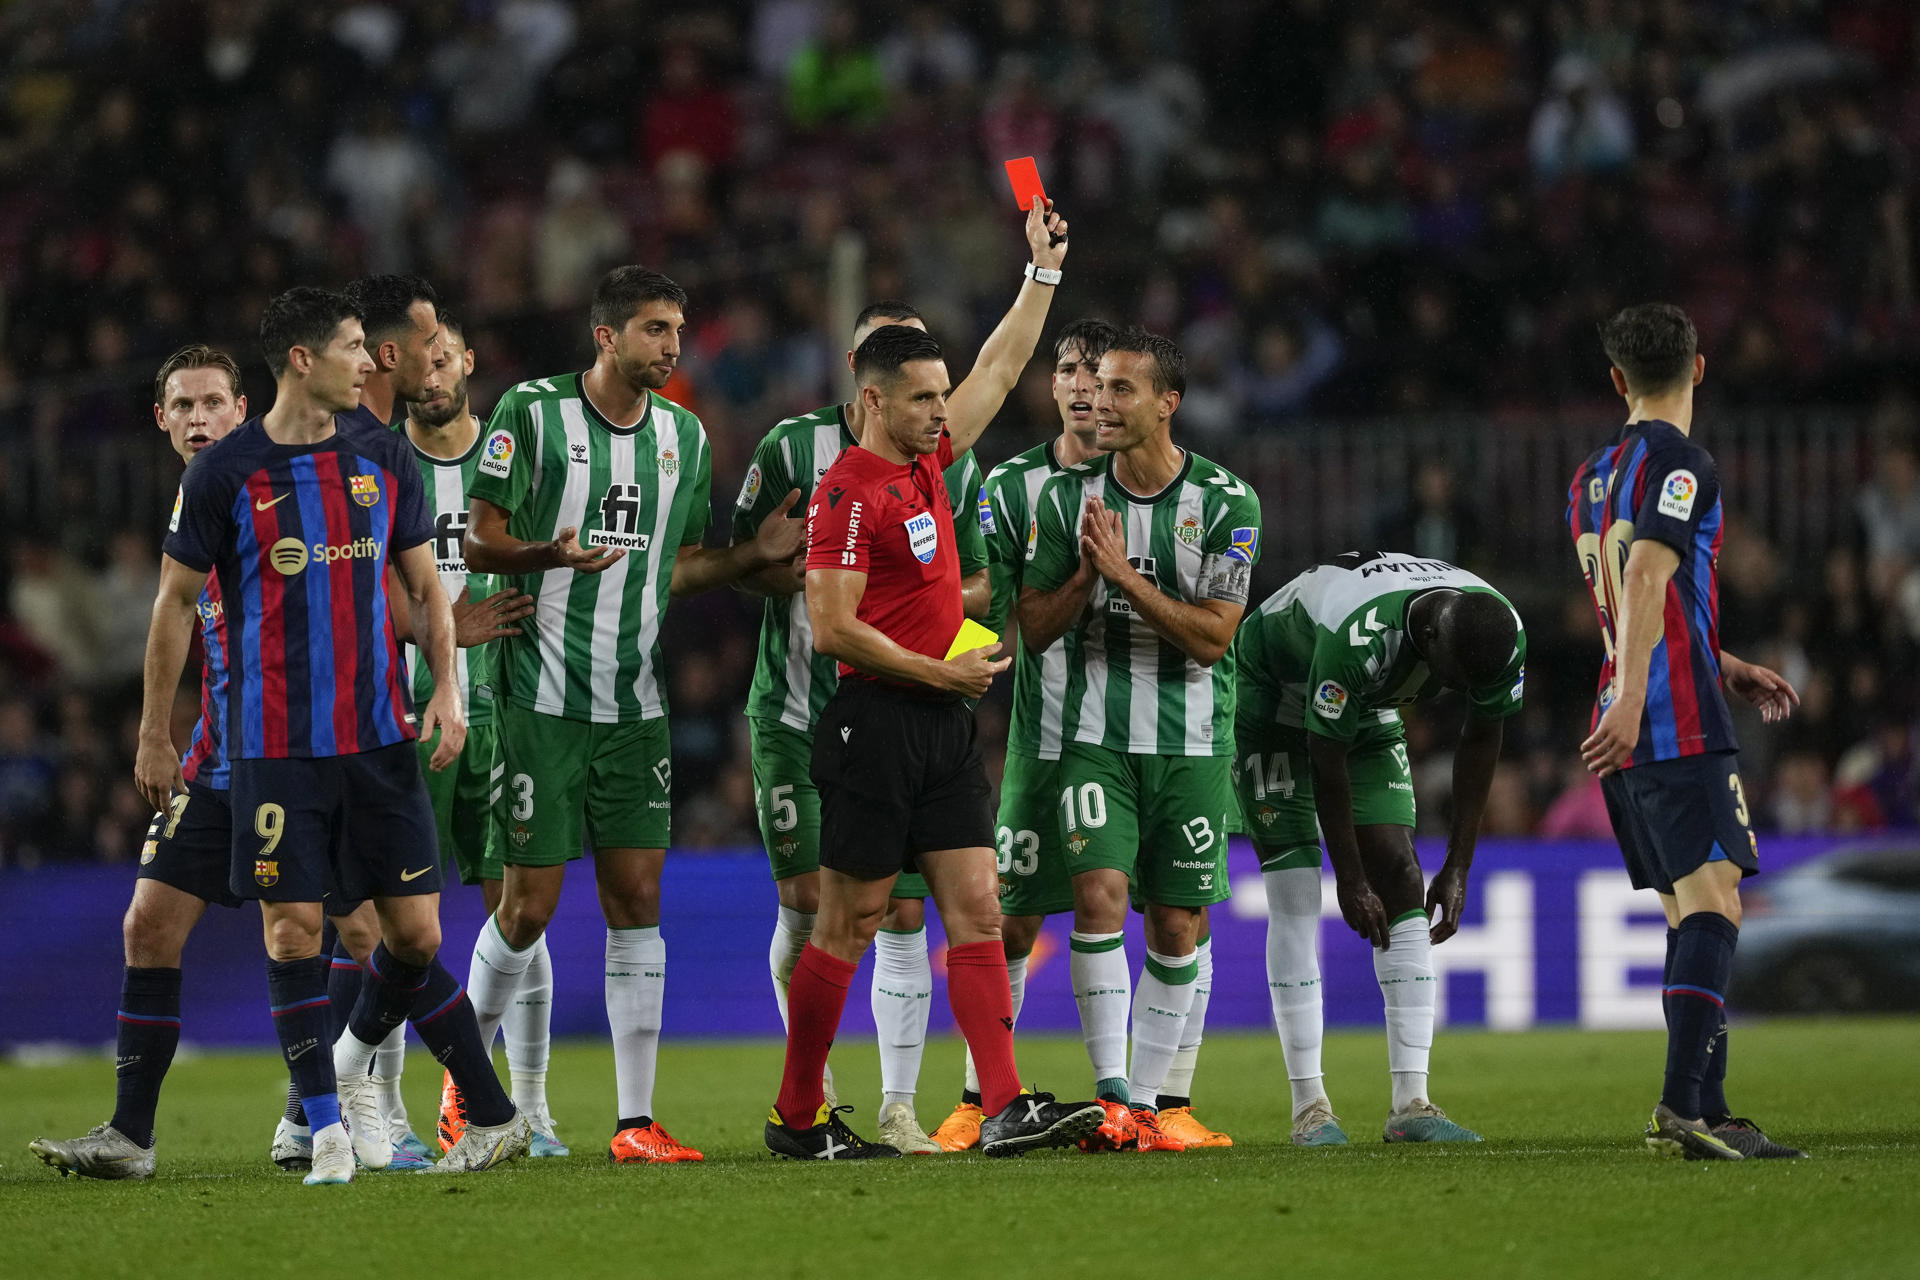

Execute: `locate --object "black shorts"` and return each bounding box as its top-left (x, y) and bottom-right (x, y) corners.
top-left (137, 782), bottom-right (242, 909)
top-left (1601, 750), bottom-right (1759, 894)
top-left (811, 679), bottom-right (994, 882)
top-left (228, 741), bottom-right (443, 904)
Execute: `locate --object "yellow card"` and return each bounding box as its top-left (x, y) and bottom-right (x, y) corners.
top-left (944, 619), bottom-right (1000, 660)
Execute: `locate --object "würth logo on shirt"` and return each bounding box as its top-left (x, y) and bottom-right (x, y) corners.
top-left (839, 500), bottom-right (865, 565)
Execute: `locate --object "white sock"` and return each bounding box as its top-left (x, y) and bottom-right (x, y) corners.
top-left (333, 1025), bottom-right (380, 1080)
top-left (468, 912), bottom-right (538, 1051)
top-left (1264, 866), bottom-right (1329, 1116)
top-left (769, 904), bottom-right (813, 1031)
top-left (374, 1025), bottom-right (407, 1125)
top-left (963, 953), bottom-right (1028, 1098)
top-left (1375, 912), bottom-right (1436, 1112)
top-left (505, 934), bottom-right (553, 1115)
top-left (606, 926), bottom-right (666, 1122)
top-left (1128, 949), bottom-right (1198, 1110)
top-left (872, 927), bottom-right (931, 1110)
top-left (1070, 931), bottom-right (1131, 1090)
top-left (1162, 936), bottom-right (1212, 1100)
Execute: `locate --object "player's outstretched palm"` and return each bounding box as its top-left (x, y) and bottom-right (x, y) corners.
top-left (945, 643), bottom-right (1012, 699)
top-left (554, 526), bottom-right (624, 574)
top-left (753, 489), bottom-right (806, 565)
top-left (452, 585), bottom-right (536, 647)
top-left (1722, 654), bottom-right (1800, 724)
top-left (1336, 874), bottom-right (1390, 949)
top-left (420, 686), bottom-right (467, 772)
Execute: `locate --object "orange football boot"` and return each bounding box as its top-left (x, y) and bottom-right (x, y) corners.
top-left (930, 1101), bottom-right (984, 1152)
top-left (1157, 1106), bottom-right (1232, 1148)
top-left (610, 1121), bottom-right (705, 1164)
top-left (1127, 1107), bottom-right (1188, 1152)
top-left (1078, 1098), bottom-right (1136, 1152)
top-left (436, 1070), bottom-right (466, 1153)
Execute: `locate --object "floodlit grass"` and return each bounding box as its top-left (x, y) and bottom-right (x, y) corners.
top-left (3, 1022), bottom-right (1917, 1279)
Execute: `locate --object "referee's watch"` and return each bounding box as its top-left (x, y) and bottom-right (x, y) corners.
top-left (1024, 262), bottom-right (1062, 286)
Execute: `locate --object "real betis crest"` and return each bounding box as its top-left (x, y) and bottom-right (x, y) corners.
top-left (1177, 515), bottom-right (1201, 545)
top-left (350, 474), bottom-right (380, 506)
top-left (658, 449), bottom-right (679, 477)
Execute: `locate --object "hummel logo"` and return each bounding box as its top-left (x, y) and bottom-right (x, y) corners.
top-left (1024, 1100), bottom-right (1045, 1122)
top-left (399, 866), bottom-right (431, 882)
top-left (840, 727), bottom-right (850, 742)
top-left (818, 1136), bottom-right (847, 1159)
top-left (255, 493), bottom-right (288, 510)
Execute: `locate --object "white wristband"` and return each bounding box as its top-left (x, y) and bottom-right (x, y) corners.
top-left (1025, 262), bottom-right (1062, 286)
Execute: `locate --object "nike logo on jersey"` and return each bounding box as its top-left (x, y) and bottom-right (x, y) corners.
top-left (255, 494), bottom-right (288, 510)
top-left (399, 866), bottom-right (431, 882)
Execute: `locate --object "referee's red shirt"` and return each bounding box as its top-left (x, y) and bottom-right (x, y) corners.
top-left (805, 431), bottom-right (964, 683)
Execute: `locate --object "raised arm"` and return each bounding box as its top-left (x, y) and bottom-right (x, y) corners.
top-left (134, 555), bottom-right (207, 812)
top-left (944, 200), bottom-right (1070, 457)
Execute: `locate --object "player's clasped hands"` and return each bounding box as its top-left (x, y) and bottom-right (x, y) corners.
top-left (945, 642), bottom-right (1012, 699)
top-left (553, 525), bottom-right (624, 573)
top-left (1080, 500), bottom-right (1130, 583)
top-left (451, 586), bottom-right (536, 646)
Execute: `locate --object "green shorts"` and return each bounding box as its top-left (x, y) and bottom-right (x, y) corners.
top-left (1233, 719), bottom-right (1414, 870)
top-left (750, 717), bottom-right (928, 897)
top-left (996, 751), bottom-right (1072, 916)
top-left (419, 719), bottom-right (505, 886)
top-left (1054, 743), bottom-right (1234, 908)
top-left (496, 698), bottom-right (672, 866)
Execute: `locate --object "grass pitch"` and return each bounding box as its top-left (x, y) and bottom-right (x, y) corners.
top-left (3, 1021), bottom-right (1917, 1279)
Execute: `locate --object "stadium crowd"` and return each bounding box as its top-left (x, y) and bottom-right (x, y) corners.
top-left (5, 0), bottom-right (1920, 864)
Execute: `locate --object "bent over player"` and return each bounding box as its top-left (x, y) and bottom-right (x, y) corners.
top-left (1571, 303), bottom-right (1803, 1160)
top-left (1235, 552), bottom-right (1525, 1145)
top-left (767, 317), bottom-right (1103, 1160)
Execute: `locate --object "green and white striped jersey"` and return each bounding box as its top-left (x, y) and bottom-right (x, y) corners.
top-left (1237, 552), bottom-right (1527, 739)
top-left (402, 425), bottom-right (503, 727)
top-left (733, 403), bottom-right (987, 732)
top-left (467, 373), bottom-right (712, 723)
top-left (980, 439), bottom-right (1072, 757)
top-left (1026, 450), bottom-right (1262, 757)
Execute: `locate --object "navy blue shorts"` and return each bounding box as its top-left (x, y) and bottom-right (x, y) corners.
top-left (228, 741), bottom-right (443, 904)
top-left (1601, 750), bottom-right (1759, 894)
top-left (138, 782), bottom-right (242, 909)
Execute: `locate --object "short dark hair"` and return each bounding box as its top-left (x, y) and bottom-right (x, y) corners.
top-left (345, 274), bottom-right (440, 344)
top-left (153, 343), bottom-right (243, 406)
top-left (1441, 592), bottom-right (1519, 688)
top-left (853, 324), bottom-right (944, 386)
top-left (1104, 326), bottom-right (1186, 396)
top-left (437, 310), bottom-right (466, 345)
top-left (1599, 303), bottom-right (1697, 394)
top-left (854, 300), bottom-right (923, 337)
top-left (259, 287), bottom-right (360, 378)
top-left (591, 266), bottom-right (689, 332)
top-left (1053, 317), bottom-right (1119, 365)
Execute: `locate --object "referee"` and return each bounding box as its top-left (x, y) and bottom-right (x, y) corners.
top-left (764, 209), bottom-right (1101, 1161)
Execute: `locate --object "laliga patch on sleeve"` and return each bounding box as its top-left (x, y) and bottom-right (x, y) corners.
top-left (977, 487), bottom-right (996, 535)
top-left (735, 463), bottom-right (763, 511)
top-left (1313, 680), bottom-right (1350, 720)
top-left (169, 486), bottom-right (183, 533)
top-left (1510, 665), bottom-right (1526, 703)
top-left (1225, 526), bottom-right (1260, 564)
top-left (1656, 469), bottom-right (1697, 521)
top-left (479, 429), bottom-right (516, 478)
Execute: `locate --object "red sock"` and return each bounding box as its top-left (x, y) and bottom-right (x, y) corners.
top-left (946, 940), bottom-right (1021, 1114)
top-left (775, 943), bottom-right (857, 1129)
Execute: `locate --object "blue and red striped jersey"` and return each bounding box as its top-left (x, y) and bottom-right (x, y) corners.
top-left (163, 410), bottom-right (431, 760)
top-left (179, 573), bottom-right (231, 788)
top-left (1567, 419), bottom-right (1736, 767)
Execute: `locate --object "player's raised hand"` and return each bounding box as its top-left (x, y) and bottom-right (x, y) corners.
top-left (1722, 654), bottom-right (1800, 724)
top-left (753, 489), bottom-right (806, 565)
top-left (1335, 873), bottom-right (1391, 950)
top-left (134, 734), bottom-right (185, 816)
top-left (944, 642), bottom-right (1012, 698)
top-left (420, 684), bottom-right (468, 772)
top-left (1580, 693), bottom-right (1641, 776)
top-left (452, 585), bottom-right (536, 647)
top-left (1026, 197), bottom-right (1069, 271)
top-left (1079, 500), bottom-right (1130, 584)
top-left (1425, 861), bottom-right (1470, 945)
top-left (553, 526), bottom-right (624, 574)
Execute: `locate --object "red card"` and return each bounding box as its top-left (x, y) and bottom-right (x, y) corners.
top-left (1004, 156), bottom-right (1048, 212)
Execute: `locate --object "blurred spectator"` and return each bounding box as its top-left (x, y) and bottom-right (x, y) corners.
top-left (95, 528), bottom-right (158, 688)
top-left (8, 541), bottom-right (101, 686)
top-left (1857, 440), bottom-right (1920, 599)
top-left (786, 4), bottom-right (886, 130)
top-left (534, 157), bottom-right (631, 311)
top-left (877, 4), bottom-right (978, 94)
top-left (1770, 749), bottom-right (1835, 833)
top-left (1375, 458), bottom-right (1483, 567)
top-left (640, 43), bottom-right (742, 175)
top-left (0, 698), bottom-right (56, 859)
top-left (1528, 56), bottom-right (1635, 181)
top-left (1538, 765), bottom-right (1613, 839)
top-left (324, 102), bottom-right (436, 274)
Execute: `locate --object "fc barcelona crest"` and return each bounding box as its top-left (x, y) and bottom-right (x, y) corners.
top-left (350, 474), bottom-right (380, 507)
top-left (255, 859), bottom-right (279, 887)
